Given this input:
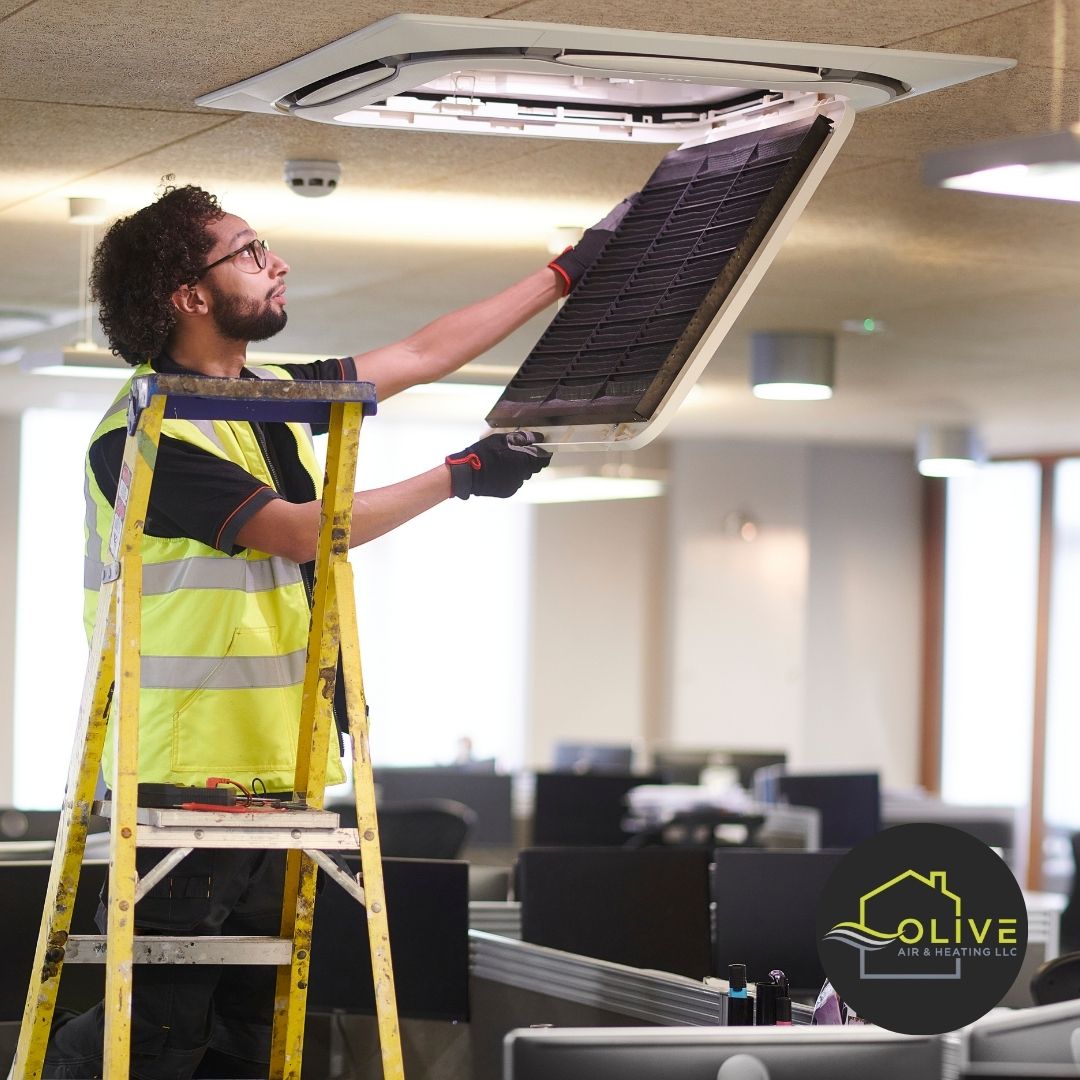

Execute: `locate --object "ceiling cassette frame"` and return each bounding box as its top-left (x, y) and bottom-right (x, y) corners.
top-left (198, 16), bottom-right (1013, 449)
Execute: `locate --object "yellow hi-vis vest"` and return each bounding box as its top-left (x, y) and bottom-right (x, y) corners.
top-left (83, 362), bottom-right (346, 792)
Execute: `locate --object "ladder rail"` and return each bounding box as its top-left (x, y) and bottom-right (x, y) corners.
top-left (12, 395), bottom-right (165, 1080)
top-left (337, 558), bottom-right (405, 1080)
top-left (104, 394), bottom-right (166, 1077)
top-left (269, 398), bottom-right (399, 1080)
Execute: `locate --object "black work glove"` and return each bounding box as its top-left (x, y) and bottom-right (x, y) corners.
top-left (446, 431), bottom-right (551, 499)
top-left (548, 193), bottom-right (638, 296)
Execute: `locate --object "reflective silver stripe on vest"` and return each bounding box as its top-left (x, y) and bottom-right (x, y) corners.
top-left (102, 395), bottom-right (128, 423)
top-left (248, 366), bottom-right (315, 445)
top-left (84, 557), bottom-right (107, 590)
top-left (84, 473), bottom-right (107, 589)
top-left (83, 394), bottom-right (128, 590)
top-left (86, 557), bottom-right (302, 594)
top-left (140, 649), bottom-right (307, 690)
top-left (140, 556), bottom-right (303, 595)
top-left (186, 417), bottom-right (227, 454)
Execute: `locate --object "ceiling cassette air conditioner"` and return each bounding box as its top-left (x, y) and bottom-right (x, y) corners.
top-left (197, 16), bottom-right (1012, 448)
top-left (197, 15), bottom-right (1011, 144)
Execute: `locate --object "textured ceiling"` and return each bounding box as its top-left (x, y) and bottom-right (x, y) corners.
top-left (2, 0), bottom-right (1079, 453)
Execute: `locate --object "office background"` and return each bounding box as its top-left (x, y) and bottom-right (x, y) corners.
top-left (0, 0), bottom-right (1078, 880)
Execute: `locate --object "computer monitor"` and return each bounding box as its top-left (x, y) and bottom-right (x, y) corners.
top-left (531, 771), bottom-right (660, 846)
top-left (774, 772), bottom-right (880, 849)
top-left (0, 860), bottom-right (108, 1020)
top-left (960, 1068), bottom-right (1080, 1079)
top-left (0, 808), bottom-right (108, 841)
top-left (964, 999), bottom-right (1080, 1066)
top-left (516, 847), bottom-right (712, 979)
top-left (552, 742), bottom-right (635, 775)
top-left (504, 1025), bottom-right (944, 1080)
top-left (372, 767), bottom-right (513, 846)
top-left (308, 856), bottom-right (469, 1021)
top-left (712, 849), bottom-right (847, 996)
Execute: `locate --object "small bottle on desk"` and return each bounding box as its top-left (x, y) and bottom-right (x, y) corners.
top-left (725, 963), bottom-right (753, 1026)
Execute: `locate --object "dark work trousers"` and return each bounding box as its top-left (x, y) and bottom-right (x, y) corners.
top-left (42, 847), bottom-right (286, 1080)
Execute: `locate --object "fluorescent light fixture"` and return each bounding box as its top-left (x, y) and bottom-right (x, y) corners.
top-left (32, 345), bottom-right (515, 400)
top-left (195, 15), bottom-right (1013, 144)
top-left (521, 462), bottom-right (666, 504)
top-left (67, 197), bottom-right (109, 224)
top-left (750, 332), bottom-right (834, 401)
top-left (923, 126), bottom-right (1080, 203)
top-left (546, 225), bottom-right (584, 256)
top-left (0, 310), bottom-right (52, 340)
top-left (916, 424), bottom-right (985, 477)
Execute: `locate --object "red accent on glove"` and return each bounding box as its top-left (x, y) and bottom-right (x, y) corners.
top-left (547, 252), bottom-right (574, 297)
top-left (446, 452), bottom-right (483, 470)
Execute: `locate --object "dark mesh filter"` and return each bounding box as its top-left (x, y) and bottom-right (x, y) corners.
top-left (487, 113), bottom-right (833, 429)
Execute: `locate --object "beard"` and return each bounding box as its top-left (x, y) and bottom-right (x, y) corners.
top-left (206, 279), bottom-right (287, 342)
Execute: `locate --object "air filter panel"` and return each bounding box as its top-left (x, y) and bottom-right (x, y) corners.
top-left (486, 112), bottom-right (832, 433)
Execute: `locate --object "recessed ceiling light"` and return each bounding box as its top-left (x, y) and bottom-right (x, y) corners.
top-left (750, 332), bottom-right (835, 401)
top-left (924, 127), bottom-right (1080, 204)
top-left (520, 463), bottom-right (667, 503)
top-left (915, 424), bottom-right (985, 477)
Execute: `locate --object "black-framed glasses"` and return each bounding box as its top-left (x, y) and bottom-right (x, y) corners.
top-left (191, 238), bottom-right (269, 282)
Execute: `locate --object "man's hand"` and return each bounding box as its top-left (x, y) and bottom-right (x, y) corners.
top-left (548, 194), bottom-right (638, 296)
top-left (446, 431), bottom-right (551, 499)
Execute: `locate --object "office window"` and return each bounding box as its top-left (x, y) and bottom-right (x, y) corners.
top-left (348, 412), bottom-right (531, 770)
top-left (940, 462), bottom-right (1040, 807)
top-left (1045, 460), bottom-right (1080, 831)
top-left (15, 408), bottom-right (102, 807)
top-left (14, 405), bottom-right (531, 808)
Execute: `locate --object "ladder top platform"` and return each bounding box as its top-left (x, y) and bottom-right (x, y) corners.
top-left (130, 373), bottom-right (378, 426)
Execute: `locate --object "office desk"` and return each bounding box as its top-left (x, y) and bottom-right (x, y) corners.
top-left (624, 785), bottom-right (822, 850)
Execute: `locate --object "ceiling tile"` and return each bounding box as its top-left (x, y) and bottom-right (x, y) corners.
top-left (492, 0), bottom-right (1032, 47)
top-left (0, 102), bottom-right (229, 216)
top-left (846, 64), bottom-right (1080, 158)
top-left (892, 0), bottom-right (1080, 73)
top-left (0, 0), bottom-right (503, 108)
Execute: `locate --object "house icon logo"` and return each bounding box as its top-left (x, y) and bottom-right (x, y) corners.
top-left (816, 824), bottom-right (1027, 1034)
top-left (824, 868), bottom-right (965, 980)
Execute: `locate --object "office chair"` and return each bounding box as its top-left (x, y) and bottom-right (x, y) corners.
top-left (331, 797), bottom-right (477, 859)
top-left (626, 809), bottom-right (766, 849)
top-left (1059, 832), bottom-right (1080, 955)
top-left (0, 808), bottom-right (62, 841)
top-left (1031, 951), bottom-right (1080, 1006)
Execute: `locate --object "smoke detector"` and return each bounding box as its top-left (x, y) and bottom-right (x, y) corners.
top-left (196, 15), bottom-right (1012, 144)
top-left (283, 159), bottom-right (341, 197)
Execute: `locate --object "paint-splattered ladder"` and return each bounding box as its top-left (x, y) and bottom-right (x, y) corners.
top-left (11, 373), bottom-right (403, 1080)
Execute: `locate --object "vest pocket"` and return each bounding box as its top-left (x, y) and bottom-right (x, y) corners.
top-left (171, 626), bottom-right (299, 777)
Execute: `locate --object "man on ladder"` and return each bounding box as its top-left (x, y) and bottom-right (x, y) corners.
top-left (37, 176), bottom-right (617, 1079)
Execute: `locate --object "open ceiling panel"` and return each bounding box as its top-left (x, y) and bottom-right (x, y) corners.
top-left (486, 113), bottom-right (831, 432)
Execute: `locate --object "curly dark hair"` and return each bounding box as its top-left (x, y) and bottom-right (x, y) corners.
top-left (89, 178), bottom-right (224, 364)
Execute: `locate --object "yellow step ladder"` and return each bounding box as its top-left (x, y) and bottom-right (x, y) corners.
top-left (11, 372), bottom-right (404, 1080)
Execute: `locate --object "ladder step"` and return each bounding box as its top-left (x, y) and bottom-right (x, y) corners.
top-left (95, 802), bottom-right (362, 850)
top-left (65, 935), bottom-right (293, 965)
top-left (133, 825), bottom-right (362, 850)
